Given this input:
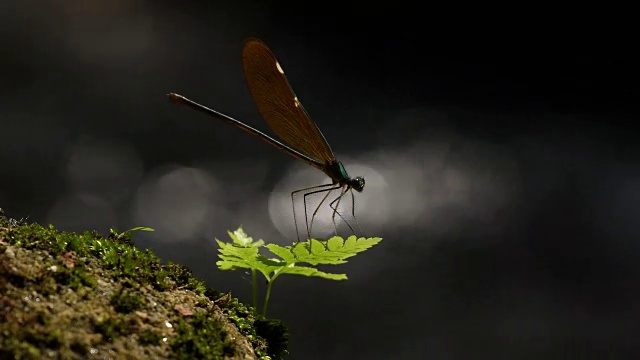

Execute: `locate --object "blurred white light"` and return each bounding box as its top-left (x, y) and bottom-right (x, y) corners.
top-left (46, 193), bottom-right (117, 233)
top-left (46, 137), bottom-right (144, 233)
top-left (268, 164), bottom-right (330, 240)
top-left (65, 137), bottom-right (143, 203)
top-left (132, 166), bottom-right (222, 242)
top-left (268, 160), bottom-right (381, 241)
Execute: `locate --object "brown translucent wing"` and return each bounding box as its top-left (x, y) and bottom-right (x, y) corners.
top-left (242, 38), bottom-right (335, 164)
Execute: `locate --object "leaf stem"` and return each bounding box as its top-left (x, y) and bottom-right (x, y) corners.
top-left (252, 269), bottom-right (258, 313)
top-left (263, 280), bottom-right (274, 316)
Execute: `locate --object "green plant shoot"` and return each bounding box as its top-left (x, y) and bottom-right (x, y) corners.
top-left (109, 226), bottom-right (155, 240)
top-left (215, 227), bottom-right (383, 316)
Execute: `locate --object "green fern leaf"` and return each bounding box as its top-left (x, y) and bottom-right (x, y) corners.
top-left (289, 236), bottom-right (383, 266)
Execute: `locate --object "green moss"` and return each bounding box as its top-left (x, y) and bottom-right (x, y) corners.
top-left (169, 311), bottom-right (234, 359)
top-left (254, 318), bottom-right (289, 359)
top-left (211, 292), bottom-right (289, 359)
top-left (94, 317), bottom-right (130, 342)
top-left (27, 327), bottom-right (63, 349)
top-left (163, 262), bottom-right (208, 295)
top-left (0, 210), bottom-right (289, 359)
top-left (35, 312), bottom-right (51, 326)
top-left (110, 289), bottom-right (144, 314)
top-left (0, 337), bottom-right (41, 360)
top-left (137, 329), bottom-right (163, 345)
top-left (52, 266), bottom-right (96, 290)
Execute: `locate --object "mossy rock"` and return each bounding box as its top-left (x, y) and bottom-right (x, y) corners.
top-left (0, 210), bottom-right (288, 359)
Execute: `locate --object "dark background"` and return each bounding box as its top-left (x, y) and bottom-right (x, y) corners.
top-left (2, 1), bottom-right (639, 359)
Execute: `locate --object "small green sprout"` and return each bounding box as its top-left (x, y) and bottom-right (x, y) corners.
top-left (109, 226), bottom-right (155, 241)
top-left (215, 227), bottom-right (382, 316)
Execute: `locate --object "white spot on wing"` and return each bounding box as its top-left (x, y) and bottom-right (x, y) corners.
top-left (276, 61), bottom-right (284, 74)
top-left (294, 96), bottom-right (300, 107)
